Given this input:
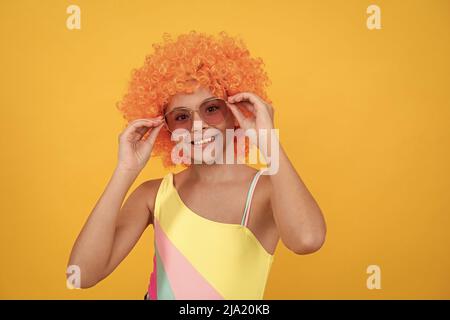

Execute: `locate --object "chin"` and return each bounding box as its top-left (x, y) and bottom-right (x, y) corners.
top-left (190, 154), bottom-right (222, 165)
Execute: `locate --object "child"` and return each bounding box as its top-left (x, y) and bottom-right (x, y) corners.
top-left (67, 31), bottom-right (326, 300)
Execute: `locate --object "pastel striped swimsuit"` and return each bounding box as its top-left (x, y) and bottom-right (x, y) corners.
top-left (146, 169), bottom-right (274, 300)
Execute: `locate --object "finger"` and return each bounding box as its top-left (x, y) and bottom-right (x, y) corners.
top-left (129, 117), bottom-right (163, 127)
top-left (126, 118), bottom-right (163, 134)
top-left (229, 93), bottom-right (273, 117)
top-left (121, 118), bottom-right (163, 142)
top-left (228, 92), bottom-right (262, 107)
top-left (228, 92), bottom-right (273, 116)
top-left (135, 120), bottom-right (164, 140)
top-left (267, 103), bottom-right (275, 117)
top-left (144, 122), bottom-right (164, 147)
top-left (135, 125), bottom-right (151, 136)
top-left (239, 101), bottom-right (256, 114)
top-left (129, 116), bottom-right (163, 124)
top-left (226, 102), bottom-right (246, 126)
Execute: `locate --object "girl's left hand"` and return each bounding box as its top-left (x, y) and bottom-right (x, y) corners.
top-left (226, 92), bottom-right (275, 134)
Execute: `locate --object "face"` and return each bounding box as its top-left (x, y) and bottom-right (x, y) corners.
top-left (164, 86), bottom-right (237, 164)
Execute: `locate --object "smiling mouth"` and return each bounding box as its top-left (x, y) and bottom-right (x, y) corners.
top-left (191, 135), bottom-right (216, 145)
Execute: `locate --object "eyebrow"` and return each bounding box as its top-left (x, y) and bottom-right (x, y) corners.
top-left (172, 96), bottom-right (219, 110)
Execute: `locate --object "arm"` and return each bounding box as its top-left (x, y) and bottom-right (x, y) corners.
top-left (267, 143), bottom-right (326, 254)
top-left (227, 92), bottom-right (326, 255)
top-left (67, 117), bottom-right (164, 288)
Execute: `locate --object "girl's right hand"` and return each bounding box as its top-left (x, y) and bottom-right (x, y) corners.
top-left (116, 116), bottom-right (164, 172)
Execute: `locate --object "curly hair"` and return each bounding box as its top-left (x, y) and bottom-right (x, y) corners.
top-left (117, 30), bottom-right (271, 167)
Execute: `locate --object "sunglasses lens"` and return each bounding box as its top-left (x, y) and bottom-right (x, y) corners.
top-left (165, 109), bottom-right (192, 132)
top-left (199, 99), bottom-right (228, 125)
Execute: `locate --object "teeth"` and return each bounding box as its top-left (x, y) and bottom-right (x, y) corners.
top-left (192, 136), bottom-right (215, 145)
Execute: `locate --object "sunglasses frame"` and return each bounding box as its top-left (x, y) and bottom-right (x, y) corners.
top-left (162, 95), bottom-right (230, 133)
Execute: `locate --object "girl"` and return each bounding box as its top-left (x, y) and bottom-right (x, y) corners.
top-left (67, 31), bottom-right (326, 300)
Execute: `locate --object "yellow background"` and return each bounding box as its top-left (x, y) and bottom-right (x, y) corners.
top-left (1, 0), bottom-right (449, 299)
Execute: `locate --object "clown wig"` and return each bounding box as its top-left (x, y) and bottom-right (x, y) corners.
top-left (117, 31), bottom-right (272, 167)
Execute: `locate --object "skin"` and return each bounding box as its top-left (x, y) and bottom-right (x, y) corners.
top-left (67, 85), bottom-right (327, 289)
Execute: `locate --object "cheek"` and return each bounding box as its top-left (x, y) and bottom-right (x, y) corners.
top-left (208, 114), bottom-right (235, 134)
top-left (225, 114), bottom-right (236, 129)
top-left (215, 118), bottom-right (235, 144)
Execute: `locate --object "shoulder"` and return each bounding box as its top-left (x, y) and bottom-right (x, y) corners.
top-left (251, 168), bottom-right (272, 194)
top-left (240, 167), bottom-right (272, 192)
top-left (140, 176), bottom-right (165, 191)
top-left (241, 167), bottom-right (272, 208)
top-left (140, 176), bottom-right (165, 202)
top-left (134, 176), bottom-right (166, 224)
top-left (257, 173), bottom-right (272, 192)
top-left (254, 172), bottom-right (272, 205)
top-left (172, 169), bottom-right (191, 187)
top-left (247, 170), bottom-right (274, 227)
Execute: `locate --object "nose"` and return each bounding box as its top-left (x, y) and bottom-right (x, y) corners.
top-left (191, 110), bottom-right (209, 132)
top-left (192, 110), bottom-right (202, 122)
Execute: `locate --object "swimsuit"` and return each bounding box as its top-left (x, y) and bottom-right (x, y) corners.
top-left (145, 169), bottom-right (274, 300)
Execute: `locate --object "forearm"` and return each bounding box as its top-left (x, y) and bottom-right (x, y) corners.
top-left (268, 143), bottom-right (326, 254)
top-left (67, 167), bottom-right (139, 287)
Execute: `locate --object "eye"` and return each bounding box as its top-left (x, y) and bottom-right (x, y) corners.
top-left (175, 113), bottom-right (189, 121)
top-left (205, 105), bottom-right (219, 113)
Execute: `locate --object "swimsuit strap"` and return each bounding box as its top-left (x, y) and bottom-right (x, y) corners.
top-left (240, 169), bottom-right (267, 227)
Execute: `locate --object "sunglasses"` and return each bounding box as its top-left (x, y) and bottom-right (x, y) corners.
top-left (163, 97), bottom-right (230, 133)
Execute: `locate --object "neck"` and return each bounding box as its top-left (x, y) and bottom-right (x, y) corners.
top-left (187, 163), bottom-right (249, 183)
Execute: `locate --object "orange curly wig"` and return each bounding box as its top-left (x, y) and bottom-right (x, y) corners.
top-left (117, 30), bottom-right (272, 167)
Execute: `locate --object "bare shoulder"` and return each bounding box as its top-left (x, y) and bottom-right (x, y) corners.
top-left (241, 167), bottom-right (273, 203)
top-left (255, 172), bottom-right (273, 203)
top-left (133, 177), bottom-right (164, 225)
top-left (249, 169), bottom-right (279, 254)
top-left (253, 172), bottom-right (275, 223)
top-left (258, 173), bottom-right (273, 191)
top-left (246, 168), bottom-right (274, 216)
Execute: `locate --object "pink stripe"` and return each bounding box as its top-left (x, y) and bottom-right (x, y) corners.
top-left (147, 254), bottom-right (157, 300)
top-left (154, 218), bottom-right (223, 299)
